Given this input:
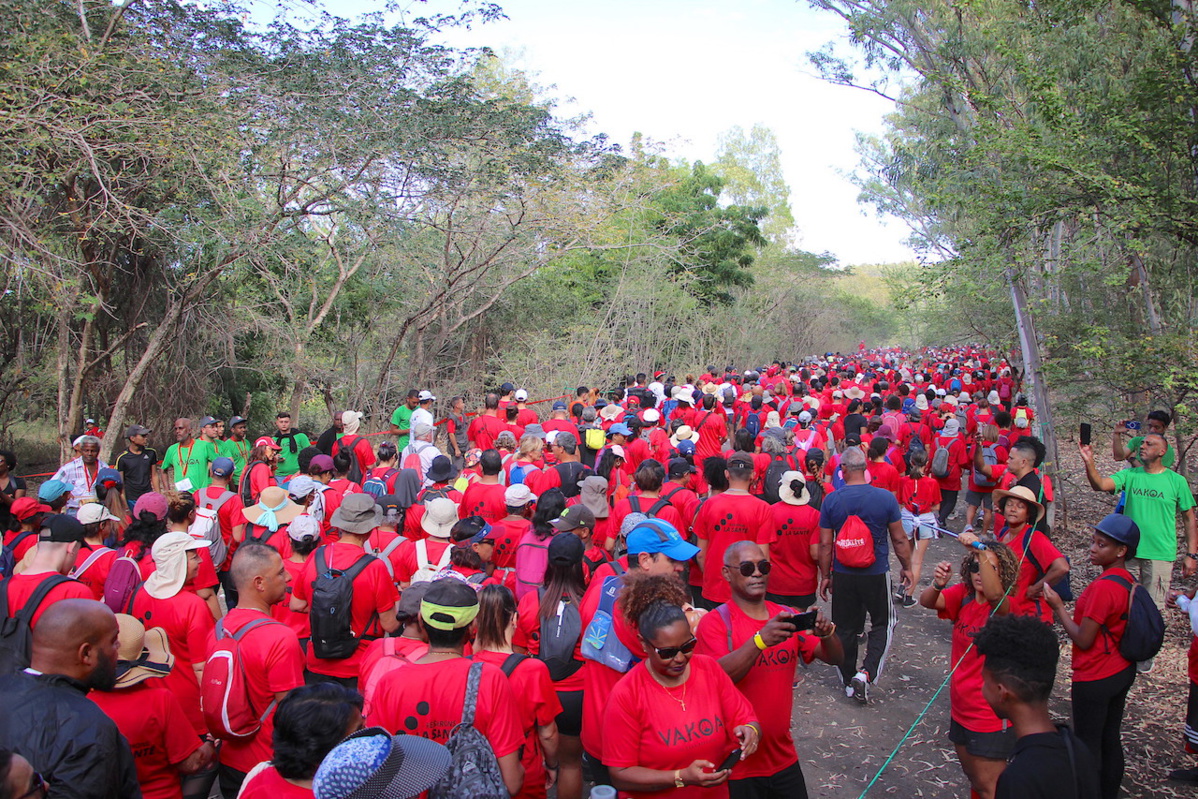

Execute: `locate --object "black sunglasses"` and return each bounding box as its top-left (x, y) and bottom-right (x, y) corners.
top-left (731, 560), bottom-right (771, 577)
top-left (654, 637), bottom-right (698, 660)
top-left (966, 560), bottom-right (981, 574)
top-left (18, 771), bottom-right (47, 799)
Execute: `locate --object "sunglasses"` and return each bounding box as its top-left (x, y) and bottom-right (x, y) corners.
top-left (731, 560), bottom-right (771, 577)
top-left (654, 637), bottom-right (698, 660)
top-left (18, 772), bottom-right (47, 799)
top-left (966, 560), bottom-right (981, 574)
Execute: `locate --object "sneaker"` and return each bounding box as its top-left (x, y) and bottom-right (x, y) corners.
top-left (962, 525), bottom-right (975, 534)
top-left (1137, 657), bottom-right (1155, 674)
top-left (850, 671), bottom-right (870, 704)
top-left (844, 684), bottom-right (855, 699)
top-left (893, 588), bottom-right (907, 603)
top-left (1168, 767), bottom-right (1198, 784)
top-left (902, 594), bottom-right (917, 608)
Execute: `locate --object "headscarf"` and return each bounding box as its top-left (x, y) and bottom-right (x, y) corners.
top-left (342, 411), bottom-right (363, 436)
top-left (394, 469), bottom-right (421, 508)
top-left (145, 531), bottom-right (207, 599)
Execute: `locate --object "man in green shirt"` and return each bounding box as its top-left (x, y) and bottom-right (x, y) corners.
top-left (161, 417), bottom-right (218, 492)
top-left (1112, 409), bottom-right (1176, 468)
top-left (219, 415), bottom-right (251, 487)
top-left (1082, 434), bottom-right (1197, 611)
top-left (272, 411), bottom-right (311, 479)
top-left (389, 389), bottom-right (420, 451)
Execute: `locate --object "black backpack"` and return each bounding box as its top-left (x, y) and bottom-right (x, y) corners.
top-left (339, 437), bottom-right (367, 485)
top-left (553, 462), bottom-right (591, 498)
top-left (240, 461), bottom-right (269, 505)
top-left (536, 590), bottom-right (583, 681)
top-left (1100, 574), bottom-right (1165, 663)
top-left (761, 456), bottom-right (792, 504)
top-left (0, 531), bottom-right (37, 579)
top-left (427, 660), bottom-right (509, 799)
top-left (0, 575), bottom-right (72, 674)
top-left (627, 487), bottom-right (682, 519)
top-left (309, 547), bottom-right (376, 660)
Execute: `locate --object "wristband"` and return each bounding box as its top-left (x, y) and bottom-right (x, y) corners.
top-left (674, 769), bottom-right (686, 788)
top-left (931, 582), bottom-right (947, 591)
top-left (753, 632), bottom-right (768, 650)
top-left (818, 622), bottom-right (837, 639)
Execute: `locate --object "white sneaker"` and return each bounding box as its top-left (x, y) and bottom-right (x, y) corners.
top-left (850, 671), bottom-right (870, 704)
top-left (1137, 657), bottom-right (1155, 674)
top-left (844, 684), bottom-right (855, 699)
top-left (962, 525), bottom-right (975, 534)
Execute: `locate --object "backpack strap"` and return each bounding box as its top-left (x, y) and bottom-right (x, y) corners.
top-left (500, 652), bottom-right (528, 677)
top-left (5, 574), bottom-right (73, 624)
top-left (627, 495), bottom-right (642, 514)
top-left (125, 581), bottom-right (144, 616)
top-left (1057, 724), bottom-right (1081, 799)
top-left (612, 560), bottom-right (626, 576)
top-left (71, 546), bottom-right (114, 579)
top-left (342, 552), bottom-right (376, 581)
top-left (650, 487), bottom-right (684, 516)
top-left (1020, 529), bottom-right (1045, 577)
top-left (717, 603), bottom-right (733, 653)
top-left (462, 659), bottom-right (484, 727)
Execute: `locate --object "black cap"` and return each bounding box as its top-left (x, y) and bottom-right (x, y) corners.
top-left (40, 514), bottom-right (87, 543)
top-left (548, 533), bottom-right (585, 566)
top-left (374, 495), bottom-right (403, 516)
top-left (500, 382), bottom-right (515, 392)
top-left (668, 457), bottom-right (697, 477)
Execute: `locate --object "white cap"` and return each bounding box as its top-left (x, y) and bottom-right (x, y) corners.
top-left (514, 389), bottom-right (529, 401)
top-left (504, 483), bottom-right (536, 506)
top-left (77, 503), bottom-right (121, 525)
top-left (418, 390), bottom-right (436, 402)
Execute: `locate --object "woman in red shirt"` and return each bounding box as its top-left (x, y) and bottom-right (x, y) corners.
top-left (765, 472), bottom-right (819, 609)
top-left (897, 450), bottom-right (941, 607)
top-left (1044, 514), bottom-right (1141, 799)
top-left (992, 486), bottom-right (1067, 622)
top-left (920, 535), bottom-right (1019, 799)
top-left (604, 573), bottom-right (760, 798)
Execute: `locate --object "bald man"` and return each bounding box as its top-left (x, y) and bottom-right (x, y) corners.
top-left (0, 599), bottom-right (141, 798)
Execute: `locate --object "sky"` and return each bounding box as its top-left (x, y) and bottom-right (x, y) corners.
top-left (274, 0), bottom-right (918, 266)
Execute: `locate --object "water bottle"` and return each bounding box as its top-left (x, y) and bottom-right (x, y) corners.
top-left (591, 786), bottom-right (617, 799)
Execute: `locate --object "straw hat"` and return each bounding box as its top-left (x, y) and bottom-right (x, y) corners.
top-left (778, 471), bottom-right (810, 506)
top-left (992, 485), bottom-right (1045, 524)
top-left (242, 486), bottom-right (304, 528)
top-left (669, 425), bottom-right (701, 449)
top-left (114, 613), bottom-right (174, 688)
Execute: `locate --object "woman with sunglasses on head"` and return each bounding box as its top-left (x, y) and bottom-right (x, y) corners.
top-left (604, 573), bottom-right (760, 797)
top-left (920, 534), bottom-right (1020, 799)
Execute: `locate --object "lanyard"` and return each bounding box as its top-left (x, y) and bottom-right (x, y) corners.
top-left (178, 442), bottom-right (194, 477)
top-left (82, 463), bottom-right (97, 493)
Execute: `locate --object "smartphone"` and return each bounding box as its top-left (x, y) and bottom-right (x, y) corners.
top-left (1079, 423), bottom-right (1092, 446)
top-left (717, 749), bottom-right (743, 772)
top-left (1125, 420), bottom-right (1142, 431)
top-left (785, 609), bottom-right (818, 631)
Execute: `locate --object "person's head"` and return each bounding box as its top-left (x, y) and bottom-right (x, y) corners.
top-left (484, 392), bottom-right (499, 411)
top-left (726, 453), bottom-right (754, 488)
top-left (77, 435), bottom-right (101, 465)
top-left (975, 614), bottom-right (1058, 720)
top-left (332, 450), bottom-right (353, 479)
top-left (553, 435), bottom-right (578, 459)
top-left (308, 453), bottom-right (335, 481)
top-left (0, 749), bottom-right (43, 799)
top-left (620, 572), bottom-right (693, 681)
top-left (840, 446), bottom-right (867, 474)
top-left (272, 683), bottom-right (366, 781)
top-left (1146, 409), bottom-right (1172, 435)
top-left (251, 441), bottom-right (280, 468)
top-left (517, 435), bottom-right (543, 462)
top-left (979, 423), bottom-right (999, 444)
top-left (287, 515), bottom-right (323, 558)
top-left (1138, 432), bottom-right (1169, 467)
top-left (703, 455), bottom-right (729, 493)
top-left (406, 389), bottom-right (420, 409)
top-left (633, 460), bottom-right (665, 493)
top-left (540, 533), bottom-right (587, 618)
top-left (1005, 438), bottom-right (1037, 477)
top-left (165, 490), bottom-right (197, 528)
top-left (231, 542), bottom-right (290, 607)
top-left (475, 585), bottom-right (517, 651)
top-left (867, 437), bottom-right (888, 461)
top-left (173, 417), bottom-right (193, 443)
top-left (33, 514), bottom-right (87, 574)
top-left (906, 449), bottom-right (927, 478)
top-left (627, 518), bottom-right (698, 577)
top-left (332, 411), bottom-right (344, 432)
top-left (197, 416), bottom-right (220, 442)
top-left (1091, 513), bottom-right (1138, 565)
top-left (377, 441), bottom-right (398, 465)
top-left (733, 428), bottom-right (755, 453)
top-left (30, 599), bottom-right (120, 690)
top-left (961, 541), bottom-right (1019, 597)
top-left (228, 417), bottom-right (247, 440)
top-left (480, 449), bottom-right (503, 477)
top-left (449, 516), bottom-right (493, 570)
top-left (531, 487), bottom-right (566, 540)
top-left (0, 450), bottom-right (14, 477)
top-left (723, 540), bottom-right (770, 602)
top-left (418, 578), bottom-right (479, 651)
top-left (275, 412), bottom-right (293, 434)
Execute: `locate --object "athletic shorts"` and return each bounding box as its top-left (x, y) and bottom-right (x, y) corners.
top-left (555, 689), bottom-right (583, 737)
top-left (1185, 681), bottom-right (1198, 754)
top-left (766, 592), bottom-right (816, 610)
top-left (948, 718), bottom-right (1014, 759)
top-left (901, 513), bottom-right (937, 541)
top-left (964, 490), bottom-right (993, 510)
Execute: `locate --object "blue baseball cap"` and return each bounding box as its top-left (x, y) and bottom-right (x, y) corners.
top-left (607, 423), bottom-right (632, 437)
top-left (626, 518), bottom-right (699, 562)
top-left (37, 479), bottom-right (73, 502)
top-left (211, 457), bottom-right (236, 478)
top-left (677, 439), bottom-right (696, 456)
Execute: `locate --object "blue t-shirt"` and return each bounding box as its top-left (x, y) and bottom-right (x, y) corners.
top-left (819, 483), bottom-right (902, 575)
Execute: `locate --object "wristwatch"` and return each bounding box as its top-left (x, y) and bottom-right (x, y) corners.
top-left (674, 769), bottom-right (685, 788)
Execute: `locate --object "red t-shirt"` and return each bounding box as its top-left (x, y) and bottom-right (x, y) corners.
top-left (205, 608), bottom-right (305, 771)
top-left (359, 634), bottom-right (431, 713)
top-left (490, 517), bottom-right (533, 569)
top-left (579, 573), bottom-right (645, 759)
top-left (239, 766), bottom-right (314, 799)
top-left (475, 650), bottom-right (562, 799)
top-left (1071, 568), bottom-right (1134, 682)
top-left (930, 436), bottom-right (970, 492)
top-left (129, 587), bottom-right (215, 734)
top-left (514, 589), bottom-right (585, 691)
top-left (694, 602), bottom-right (818, 778)
top-left (460, 481), bottom-right (508, 522)
top-left (608, 494), bottom-right (685, 549)
top-left (121, 540), bottom-right (220, 593)
top-left (694, 492), bottom-right (778, 603)
top-left (691, 411), bottom-right (728, 465)
top-left (292, 543), bottom-right (399, 678)
top-left (467, 414), bottom-right (507, 451)
top-left (999, 526), bottom-right (1064, 622)
top-left (239, 462), bottom-right (278, 506)
top-left (766, 503), bottom-right (820, 597)
top-left (937, 584), bottom-right (1009, 733)
top-left (3, 572), bottom-right (96, 627)
top-left (869, 460), bottom-right (902, 495)
top-left (331, 436), bottom-right (376, 480)
top-left (89, 681), bottom-right (202, 799)
top-left (273, 557), bottom-right (312, 640)
top-left (71, 544), bottom-right (118, 600)
top-left (392, 538), bottom-right (453, 585)
top-left (602, 655), bottom-right (757, 799)
top-left (899, 475), bottom-right (942, 515)
top-left (196, 486), bottom-right (245, 570)
top-left (2, 530), bottom-right (39, 564)
top-left (662, 482), bottom-right (700, 534)
top-left (369, 658), bottom-right (524, 758)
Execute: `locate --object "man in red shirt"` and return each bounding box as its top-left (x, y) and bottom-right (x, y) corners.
top-left (460, 450), bottom-right (508, 521)
top-left (694, 454), bottom-right (777, 607)
top-left (209, 543), bottom-right (306, 797)
top-left (1, 514), bottom-right (94, 632)
top-left (467, 393), bottom-right (507, 450)
top-left (692, 393), bottom-right (728, 468)
top-left (290, 494), bottom-right (399, 687)
top-left (696, 540), bottom-right (843, 798)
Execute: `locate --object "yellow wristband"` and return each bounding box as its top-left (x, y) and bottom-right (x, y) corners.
top-left (818, 622), bottom-right (837, 640)
top-left (753, 632), bottom-right (768, 650)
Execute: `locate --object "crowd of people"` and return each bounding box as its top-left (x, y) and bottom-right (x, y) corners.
top-left (0, 347), bottom-right (1195, 799)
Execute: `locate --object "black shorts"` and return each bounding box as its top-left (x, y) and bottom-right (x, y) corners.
top-left (1185, 681), bottom-right (1198, 754)
top-left (948, 718), bottom-right (1014, 759)
top-left (766, 592), bottom-right (816, 610)
top-left (555, 689), bottom-right (583, 736)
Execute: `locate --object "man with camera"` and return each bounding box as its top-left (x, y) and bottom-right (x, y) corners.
top-left (1112, 410), bottom-right (1176, 468)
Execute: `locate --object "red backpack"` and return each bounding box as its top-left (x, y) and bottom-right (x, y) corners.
top-left (202, 616), bottom-right (284, 739)
top-left (361, 638), bottom-right (430, 717)
top-left (834, 515), bottom-right (876, 568)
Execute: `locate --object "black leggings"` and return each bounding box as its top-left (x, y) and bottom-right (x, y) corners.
top-left (1072, 665), bottom-right (1135, 799)
top-left (937, 490), bottom-right (959, 526)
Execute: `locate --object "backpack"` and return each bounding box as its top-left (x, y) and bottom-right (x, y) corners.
top-left (998, 380), bottom-right (1012, 401)
top-left (514, 530), bottom-right (551, 601)
top-left (1020, 530), bottom-right (1072, 601)
top-left (418, 485), bottom-right (453, 505)
top-left (834, 515), bottom-right (876, 568)
top-left (0, 575), bottom-right (72, 675)
top-left (580, 575), bottom-right (638, 673)
top-left (366, 535), bottom-right (406, 580)
top-left (1099, 574), bottom-right (1165, 663)
top-left (552, 462), bottom-right (590, 498)
top-left (582, 426), bottom-right (606, 452)
top-left (339, 437), bottom-right (367, 485)
top-left (1014, 407), bottom-right (1030, 428)
top-left (202, 616), bottom-right (285, 739)
top-left (427, 660), bottom-right (509, 799)
top-left (309, 547), bottom-right (377, 660)
top-left (972, 444), bottom-right (999, 488)
top-left (240, 461), bottom-right (270, 505)
top-left (508, 461), bottom-right (540, 486)
top-left (627, 488), bottom-right (682, 520)
top-left (411, 539), bottom-right (453, 584)
top-left (70, 546), bottom-right (114, 580)
top-left (537, 590), bottom-right (584, 681)
top-left (102, 553), bottom-right (144, 613)
top-left (792, 428), bottom-right (818, 452)
top-left (743, 413), bottom-right (761, 439)
top-left (362, 468), bottom-right (398, 499)
top-left (0, 531), bottom-right (37, 579)
top-left (402, 443), bottom-right (432, 482)
top-left (361, 637), bottom-right (429, 717)
top-left (930, 437), bottom-right (952, 480)
top-left (762, 456), bottom-right (792, 504)
top-left (906, 424), bottom-right (926, 457)
top-left (190, 506), bottom-right (228, 569)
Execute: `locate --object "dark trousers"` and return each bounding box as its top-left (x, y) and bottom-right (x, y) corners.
top-left (729, 761), bottom-right (809, 799)
top-left (583, 750), bottom-right (611, 785)
top-left (217, 764), bottom-right (247, 799)
top-left (830, 571), bottom-right (895, 685)
top-left (219, 570), bottom-right (239, 610)
top-left (304, 670), bottom-right (359, 691)
top-left (937, 490), bottom-right (960, 526)
top-left (1072, 665), bottom-right (1135, 799)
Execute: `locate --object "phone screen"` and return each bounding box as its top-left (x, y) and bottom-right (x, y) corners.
top-left (788, 610), bottom-right (818, 631)
top-left (717, 749), bottom-right (742, 772)
top-left (1079, 423), bottom-right (1092, 446)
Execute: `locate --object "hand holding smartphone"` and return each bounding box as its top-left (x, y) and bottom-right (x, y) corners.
top-left (782, 609), bottom-right (818, 631)
top-left (717, 749), bottom-right (743, 772)
top-left (1079, 423), bottom-right (1092, 446)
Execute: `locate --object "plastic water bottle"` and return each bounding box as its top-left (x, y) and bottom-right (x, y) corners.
top-left (591, 786), bottom-right (617, 799)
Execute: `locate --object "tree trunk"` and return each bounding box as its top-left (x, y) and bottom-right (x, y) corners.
top-left (289, 340), bottom-right (306, 421)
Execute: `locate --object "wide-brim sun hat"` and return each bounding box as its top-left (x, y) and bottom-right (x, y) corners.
top-left (992, 485), bottom-right (1045, 524)
top-left (778, 471), bottom-right (810, 506)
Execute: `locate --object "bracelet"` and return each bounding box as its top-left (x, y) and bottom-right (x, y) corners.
top-left (753, 632), bottom-right (768, 650)
top-left (674, 769), bottom-right (686, 788)
top-left (545, 763), bottom-right (559, 770)
top-left (818, 622), bottom-right (837, 639)
top-left (931, 582), bottom-right (947, 591)
top-left (745, 722), bottom-right (761, 738)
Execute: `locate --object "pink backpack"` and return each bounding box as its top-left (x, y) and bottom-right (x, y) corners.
top-left (102, 553), bottom-right (143, 613)
top-left (361, 638), bottom-right (429, 717)
top-left (514, 528), bottom-right (551, 601)
top-left (202, 616), bottom-right (284, 739)
top-left (403, 442), bottom-right (433, 482)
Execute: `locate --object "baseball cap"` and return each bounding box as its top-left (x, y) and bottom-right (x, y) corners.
top-left (548, 533), bottom-right (585, 566)
top-left (228, 416), bottom-right (247, 428)
top-left (198, 416), bottom-right (218, 428)
top-left (210, 457), bottom-right (235, 478)
top-left (500, 382), bottom-right (515, 393)
top-left (125, 424), bottom-right (151, 439)
top-left (667, 457), bottom-right (697, 477)
top-left (39, 514), bottom-right (87, 543)
top-left (310, 454), bottom-right (335, 473)
top-left (514, 389), bottom-right (528, 401)
top-left (37, 480), bottom-right (73, 503)
top-left (552, 401), bottom-right (568, 411)
top-left (676, 440), bottom-right (695, 456)
top-left (313, 727), bottom-right (450, 799)
top-left (10, 497), bottom-right (51, 522)
top-left (255, 436), bottom-right (283, 450)
top-left (607, 423), bottom-right (632, 437)
top-left (417, 390), bottom-right (436, 402)
top-left (504, 484), bottom-right (536, 507)
top-left (551, 505), bottom-right (595, 532)
top-left (77, 503), bottom-right (121, 525)
top-left (625, 518), bottom-right (699, 561)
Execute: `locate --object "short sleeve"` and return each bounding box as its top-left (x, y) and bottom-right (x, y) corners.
top-left (795, 631), bottom-right (820, 664)
top-left (714, 663), bottom-right (757, 729)
top-left (694, 608), bottom-right (731, 657)
top-left (1110, 470), bottom-right (1129, 492)
top-left (1029, 532), bottom-right (1064, 568)
top-left (885, 492), bottom-right (902, 524)
top-left (1176, 473), bottom-right (1196, 511)
top-left (513, 592), bottom-right (540, 653)
top-left (937, 583), bottom-right (968, 622)
top-left (756, 506), bottom-right (778, 545)
top-left (160, 690), bottom-right (204, 765)
top-left (480, 668), bottom-right (525, 758)
top-left (264, 629), bottom-right (306, 694)
top-left (368, 560), bottom-right (400, 613)
top-left (601, 678), bottom-right (645, 768)
top-left (293, 557), bottom-right (314, 602)
top-left (1079, 580), bottom-right (1124, 626)
top-left (527, 660), bottom-right (563, 726)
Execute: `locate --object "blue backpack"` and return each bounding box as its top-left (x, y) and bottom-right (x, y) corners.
top-left (581, 575), bottom-right (639, 673)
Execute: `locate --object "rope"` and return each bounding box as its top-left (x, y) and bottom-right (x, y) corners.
top-left (362, 393), bottom-right (573, 435)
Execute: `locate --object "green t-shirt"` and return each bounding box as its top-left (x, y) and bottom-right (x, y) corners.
top-left (1126, 435), bottom-right (1176, 468)
top-left (219, 438), bottom-right (251, 484)
top-left (1110, 467), bottom-right (1196, 561)
top-left (390, 405), bottom-right (416, 451)
top-left (162, 439), bottom-right (218, 492)
top-left (273, 432), bottom-right (311, 478)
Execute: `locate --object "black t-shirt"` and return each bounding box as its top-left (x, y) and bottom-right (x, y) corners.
top-left (114, 448), bottom-right (157, 502)
top-left (995, 728), bottom-right (1098, 799)
top-left (844, 413), bottom-right (868, 437)
top-left (316, 426), bottom-right (339, 456)
top-left (0, 475), bottom-right (27, 531)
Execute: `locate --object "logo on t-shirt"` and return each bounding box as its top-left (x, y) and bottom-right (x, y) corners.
top-left (655, 715), bottom-right (726, 746)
